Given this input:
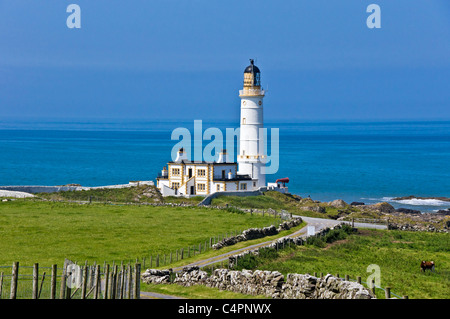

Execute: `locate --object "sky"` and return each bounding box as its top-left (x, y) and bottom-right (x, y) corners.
top-left (0, 0), bottom-right (449, 122)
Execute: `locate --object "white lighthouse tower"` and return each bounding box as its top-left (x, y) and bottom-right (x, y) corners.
top-left (238, 59), bottom-right (266, 189)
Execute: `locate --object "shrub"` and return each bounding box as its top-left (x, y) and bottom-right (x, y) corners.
top-left (225, 207), bottom-right (245, 214)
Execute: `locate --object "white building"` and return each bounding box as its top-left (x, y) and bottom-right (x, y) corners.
top-left (157, 59), bottom-right (274, 197)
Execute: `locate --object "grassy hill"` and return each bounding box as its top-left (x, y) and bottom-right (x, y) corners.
top-left (232, 228), bottom-right (450, 299)
top-left (211, 191), bottom-right (355, 219)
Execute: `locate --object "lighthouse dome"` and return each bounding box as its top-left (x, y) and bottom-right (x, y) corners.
top-left (243, 59), bottom-right (261, 87)
top-left (244, 59), bottom-right (260, 74)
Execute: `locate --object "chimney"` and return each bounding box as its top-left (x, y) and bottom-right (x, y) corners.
top-left (175, 148), bottom-right (188, 163)
top-left (161, 166), bottom-right (168, 177)
top-left (217, 149), bottom-right (228, 163)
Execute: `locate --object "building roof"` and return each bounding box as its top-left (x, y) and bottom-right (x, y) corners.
top-left (168, 160), bottom-right (237, 165)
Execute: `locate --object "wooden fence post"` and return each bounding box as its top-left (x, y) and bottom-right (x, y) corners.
top-left (0, 272), bottom-right (3, 299)
top-left (134, 263), bottom-right (141, 299)
top-left (38, 272), bottom-right (46, 299)
top-left (371, 279), bottom-right (376, 295)
top-left (120, 264), bottom-right (125, 299)
top-left (104, 264), bottom-right (110, 299)
top-left (111, 265), bottom-right (118, 299)
top-left (32, 263), bottom-right (39, 299)
top-left (10, 261), bottom-right (19, 299)
top-left (127, 264), bottom-right (132, 299)
top-left (49, 265), bottom-right (57, 299)
top-left (81, 265), bottom-right (88, 299)
top-left (94, 265), bottom-right (100, 299)
top-left (59, 262), bottom-right (67, 299)
top-left (385, 287), bottom-right (391, 299)
top-left (357, 276), bottom-right (361, 284)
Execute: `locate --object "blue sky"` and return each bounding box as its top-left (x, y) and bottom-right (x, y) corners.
top-left (0, 0), bottom-right (449, 121)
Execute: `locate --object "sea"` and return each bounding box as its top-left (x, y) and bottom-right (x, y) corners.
top-left (1, 119), bottom-right (450, 213)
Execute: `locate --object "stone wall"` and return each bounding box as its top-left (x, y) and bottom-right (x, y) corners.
top-left (227, 224), bottom-right (338, 269)
top-left (142, 266), bottom-right (374, 299)
top-left (212, 218), bottom-right (303, 250)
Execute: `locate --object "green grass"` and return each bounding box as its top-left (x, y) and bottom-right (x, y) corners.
top-left (37, 185), bottom-right (162, 203)
top-left (0, 199), bottom-right (276, 267)
top-left (210, 191), bottom-right (351, 219)
top-left (36, 185), bottom-right (207, 206)
top-left (246, 229), bottom-right (450, 299)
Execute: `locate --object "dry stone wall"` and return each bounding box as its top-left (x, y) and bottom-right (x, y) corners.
top-left (212, 218), bottom-right (303, 250)
top-left (141, 266), bottom-right (374, 299)
top-left (228, 224), bottom-right (337, 268)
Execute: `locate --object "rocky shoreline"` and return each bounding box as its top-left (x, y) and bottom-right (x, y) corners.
top-left (336, 200), bottom-right (450, 233)
top-left (392, 195), bottom-right (450, 202)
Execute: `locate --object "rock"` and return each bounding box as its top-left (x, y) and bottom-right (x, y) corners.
top-left (300, 206), bottom-right (326, 214)
top-left (436, 209), bottom-right (450, 215)
top-left (350, 202), bottom-right (365, 206)
top-left (328, 199), bottom-right (348, 208)
top-left (367, 202), bottom-right (396, 214)
top-left (396, 208), bottom-right (421, 214)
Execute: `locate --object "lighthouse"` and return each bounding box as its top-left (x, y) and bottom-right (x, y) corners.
top-left (238, 59), bottom-right (266, 189)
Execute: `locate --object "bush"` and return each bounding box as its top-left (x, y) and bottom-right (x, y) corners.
top-left (225, 207), bottom-right (245, 214)
top-left (306, 236), bottom-right (326, 248)
top-left (235, 247), bottom-right (279, 270)
top-left (236, 254), bottom-right (259, 269)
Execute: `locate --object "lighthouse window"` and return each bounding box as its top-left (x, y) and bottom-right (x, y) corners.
top-left (172, 168), bottom-right (180, 176)
top-left (197, 183), bottom-right (206, 191)
top-left (242, 118), bottom-right (246, 124)
top-left (240, 183), bottom-right (247, 190)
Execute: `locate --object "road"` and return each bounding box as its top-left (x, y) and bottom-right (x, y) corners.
top-left (171, 216), bottom-right (386, 271)
top-left (139, 215), bottom-right (387, 298)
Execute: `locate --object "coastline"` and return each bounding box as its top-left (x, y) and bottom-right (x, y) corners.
top-left (1, 184), bottom-right (449, 214)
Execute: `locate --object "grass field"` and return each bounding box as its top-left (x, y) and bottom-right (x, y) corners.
top-left (241, 228), bottom-right (450, 299)
top-left (0, 199), bottom-right (278, 267)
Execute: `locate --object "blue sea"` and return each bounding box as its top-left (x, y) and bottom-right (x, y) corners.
top-left (1, 119), bottom-right (450, 213)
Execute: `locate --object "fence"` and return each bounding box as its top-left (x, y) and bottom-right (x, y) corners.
top-left (0, 261), bottom-right (141, 299)
top-left (136, 206), bottom-right (289, 269)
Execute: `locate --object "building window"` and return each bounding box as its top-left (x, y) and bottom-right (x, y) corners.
top-left (197, 169), bottom-right (206, 177)
top-left (242, 118), bottom-right (246, 124)
top-left (240, 183), bottom-right (247, 190)
top-left (172, 182), bottom-right (180, 189)
top-left (253, 181), bottom-right (256, 187)
top-left (172, 168), bottom-right (180, 176)
top-left (216, 184), bottom-right (220, 191)
top-left (197, 183), bottom-right (206, 191)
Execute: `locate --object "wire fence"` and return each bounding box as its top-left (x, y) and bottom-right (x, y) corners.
top-left (0, 261), bottom-right (141, 299)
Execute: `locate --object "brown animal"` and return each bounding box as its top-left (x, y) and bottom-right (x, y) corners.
top-left (420, 261), bottom-right (435, 272)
